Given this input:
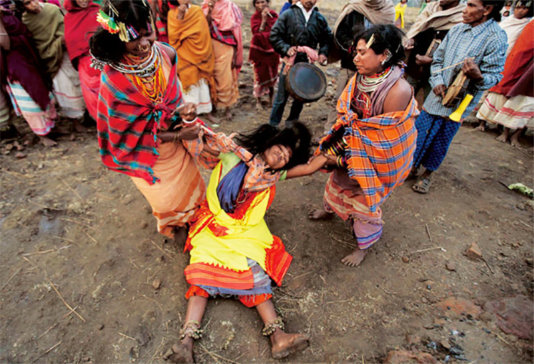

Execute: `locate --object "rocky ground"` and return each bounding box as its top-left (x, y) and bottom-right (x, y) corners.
top-left (1, 1), bottom-right (533, 363)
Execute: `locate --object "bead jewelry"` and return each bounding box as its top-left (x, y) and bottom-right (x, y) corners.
top-left (262, 317), bottom-right (285, 336)
top-left (179, 321), bottom-right (203, 340)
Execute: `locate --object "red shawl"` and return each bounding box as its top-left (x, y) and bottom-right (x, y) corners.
top-left (490, 20), bottom-right (534, 98)
top-left (64, 0), bottom-right (100, 62)
top-left (249, 9), bottom-right (278, 63)
top-left (97, 43), bottom-right (183, 184)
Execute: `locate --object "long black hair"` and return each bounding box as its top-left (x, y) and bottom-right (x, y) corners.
top-left (89, 0), bottom-right (153, 64)
top-left (353, 24), bottom-right (405, 69)
top-left (235, 122), bottom-right (311, 170)
top-left (481, 0), bottom-right (505, 21)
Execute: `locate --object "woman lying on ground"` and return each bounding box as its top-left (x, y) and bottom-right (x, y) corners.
top-left (308, 24), bottom-right (419, 267)
top-left (167, 122), bottom-right (327, 363)
top-left (90, 0), bottom-right (206, 244)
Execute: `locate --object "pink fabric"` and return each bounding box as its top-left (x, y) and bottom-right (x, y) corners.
top-left (282, 45), bottom-right (318, 66)
top-left (202, 0), bottom-right (243, 71)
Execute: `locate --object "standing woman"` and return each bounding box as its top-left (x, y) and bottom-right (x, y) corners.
top-left (202, 0), bottom-right (243, 121)
top-left (309, 25), bottom-right (418, 267)
top-left (167, 0), bottom-right (219, 125)
top-left (0, 2), bottom-right (57, 146)
top-left (249, 0), bottom-right (279, 109)
top-left (64, 0), bottom-right (101, 121)
top-left (90, 0), bottom-right (206, 242)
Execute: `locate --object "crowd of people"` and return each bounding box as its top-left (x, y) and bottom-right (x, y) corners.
top-left (0, 0), bottom-right (531, 362)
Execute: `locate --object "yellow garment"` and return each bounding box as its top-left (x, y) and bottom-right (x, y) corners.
top-left (188, 159), bottom-right (274, 272)
top-left (394, 3), bottom-right (407, 28)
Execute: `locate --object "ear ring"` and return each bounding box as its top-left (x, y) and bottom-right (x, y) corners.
top-left (381, 49), bottom-right (392, 66)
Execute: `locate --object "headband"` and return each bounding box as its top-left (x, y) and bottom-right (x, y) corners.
top-left (96, 0), bottom-right (154, 42)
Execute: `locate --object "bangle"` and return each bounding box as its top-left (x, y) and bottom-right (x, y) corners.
top-left (173, 132), bottom-right (180, 143)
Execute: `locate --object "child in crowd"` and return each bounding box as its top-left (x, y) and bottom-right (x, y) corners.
top-left (249, 0), bottom-right (279, 109)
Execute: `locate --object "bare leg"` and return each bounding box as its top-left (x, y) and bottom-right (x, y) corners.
top-left (341, 247), bottom-right (368, 267)
top-left (168, 296), bottom-right (208, 363)
top-left (496, 127), bottom-right (510, 143)
top-left (256, 300), bottom-right (309, 360)
top-left (73, 118), bottom-right (88, 133)
top-left (39, 135), bottom-right (57, 147)
top-left (308, 208), bottom-right (334, 221)
top-left (223, 107), bottom-right (232, 120)
top-left (476, 120), bottom-right (486, 131)
top-left (256, 97), bottom-right (263, 111)
top-left (510, 128), bottom-right (522, 148)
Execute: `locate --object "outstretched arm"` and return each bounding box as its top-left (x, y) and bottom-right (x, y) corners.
top-left (286, 154), bottom-right (337, 179)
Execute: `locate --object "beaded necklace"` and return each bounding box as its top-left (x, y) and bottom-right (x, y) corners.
top-left (122, 45), bottom-right (167, 103)
top-left (351, 66), bottom-right (393, 118)
top-left (357, 66), bottom-right (393, 93)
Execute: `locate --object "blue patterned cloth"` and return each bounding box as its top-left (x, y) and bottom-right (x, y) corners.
top-left (412, 110), bottom-right (461, 171)
top-left (423, 19), bottom-right (507, 119)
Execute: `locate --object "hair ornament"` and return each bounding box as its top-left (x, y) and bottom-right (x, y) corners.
top-left (366, 34), bottom-right (375, 49)
top-left (97, 9), bottom-right (119, 34)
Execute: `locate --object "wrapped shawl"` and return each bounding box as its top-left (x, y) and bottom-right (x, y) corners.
top-left (490, 20), bottom-right (534, 97)
top-left (201, 0), bottom-right (243, 72)
top-left (1, 12), bottom-right (51, 111)
top-left (64, 0), bottom-right (100, 63)
top-left (22, 3), bottom-right (64, 77)
top-left (334, 0), bottom-right (395, 36)
top-left (97, 42), bottom-right (183, 184)
top-left (249, 9), bottom-right (278, 60)
top-left (499, 15), bottom-right (532, 56)
top-left (167, 5), bottom-right (215, 93)
top-left (320, 74), bottom-right (418, 212)
top-left (405, 1), bottom-right (465, 39)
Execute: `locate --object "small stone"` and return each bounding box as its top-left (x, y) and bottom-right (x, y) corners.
top-left (465, 242), bottom-right (483, 260)
top-left (402, 256), bottom-right (410, 263)
top-left (445, 261), bottom-right (456, 272)
top-left (98, 324), bottom-right (105, 330)
top-left (440, 339), bottom-right (451, 350)
top-left (141, 222), bottom-right (149, 229)
top-left (525, 258), bottom-right (533, 266)
top-left (152, 279), bottom-right (161, 290)
top-left (15, 152), bottom-right (26, 159)
top-left (406, 334), bottom-right (420, 345)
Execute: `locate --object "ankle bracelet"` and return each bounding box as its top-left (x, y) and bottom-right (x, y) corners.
top-left (179, 320), bottom-right (203, 340)
top-left (262, 317), bottom-right (284, 336)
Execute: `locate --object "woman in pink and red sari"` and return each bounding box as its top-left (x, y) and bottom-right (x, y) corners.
top-left (249, 0), bottom-right (279, 109)
top-left (64, 0), bottom-right (101, 120)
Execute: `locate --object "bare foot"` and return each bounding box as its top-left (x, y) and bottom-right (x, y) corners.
top-left (496, 132), bottom-right (508, 143)
top-left (256, 102), bottom-right (264, 112)
top-left (341, 248), bottom-right (368, 267)
top-left (167, 340), bottom-right (194, 363)
top-left (39, 135), bottom-right (57, 147)
top-left (308, 208), bottom-right (334, 221)
top-left (510, 129), bottom-right (522, 148)
top-left (271, 331), bottom-right (310, 360)
top-left (475, 121), bottom-right (486, 131)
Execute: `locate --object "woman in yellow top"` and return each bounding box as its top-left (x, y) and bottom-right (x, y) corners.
top-left (395, 0), bottom-right (408, 28)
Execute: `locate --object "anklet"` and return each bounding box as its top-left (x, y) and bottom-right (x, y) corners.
top-left (179, 320), bottom-right (203, 340)
top-left (262, 317), bottom-right (284, 336)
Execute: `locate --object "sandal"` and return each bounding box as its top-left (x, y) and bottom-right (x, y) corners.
top-left (412, 176), bottom-right (432, 194)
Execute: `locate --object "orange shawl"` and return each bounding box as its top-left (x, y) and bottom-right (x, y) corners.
top-left (168, 5), bottom-right (216, 97)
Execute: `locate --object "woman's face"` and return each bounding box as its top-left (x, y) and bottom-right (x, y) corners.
top-left (22, 0), bottom-right (40, 13)
top-left (263, 144), bottom-right (291, 170)
top-left (462, 0), bottom-right (489, 26)
top-left (353, 39), bottom-right (387, 76)
top-left (254, 0), bottom-right (268, 12)
top-left (75, 0), bottom-right (89, 8)
top-left (124, 27), bottom-right (156, 58)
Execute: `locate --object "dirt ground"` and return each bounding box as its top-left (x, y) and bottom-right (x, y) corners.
top-left (1, 2), bottom-right (533, 364)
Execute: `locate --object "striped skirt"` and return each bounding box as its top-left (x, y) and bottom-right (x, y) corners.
top-left (6, 81), bottom-right (56, 136)
top-left (324, 169), bottom-right (383, 250)
top-left (130, 141), bottom-right (206, 238)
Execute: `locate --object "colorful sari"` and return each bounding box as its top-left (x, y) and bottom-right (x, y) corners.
top-left (249, 9), bottom-right (279, 98)
top-left (64, 0), bottom-right (101, 120)
top-left (184, 133), bottom-right (292, 307)
top-left (319, 70), bottom-right (418, 249)
top-left (2, 12), bottom-right (56, 136)
top-left (97, 42), bottom-right (205, 237)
